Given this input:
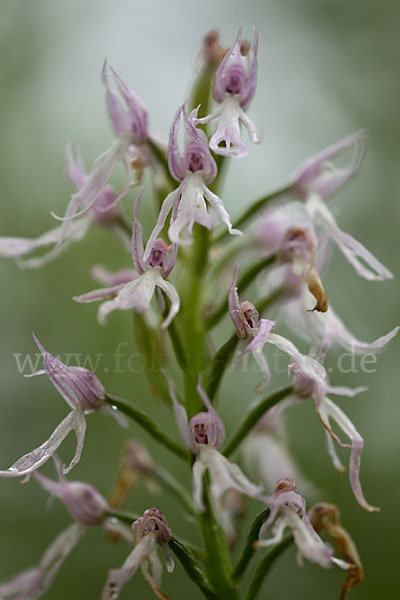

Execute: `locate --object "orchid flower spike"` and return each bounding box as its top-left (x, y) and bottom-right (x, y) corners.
top-left (142, 103), bottom-right (241, 255)
top-left (290, 131), bottom-right (393, 281)
top-left (258, 479), bottom-right (347, 570)
top-left (52, 61), bottom-right (150, 238)
top-left (74, 189), bottom-right (180, 329)
top-left (196, 26), bottom-right (263, 157)
top-left (0, 143), bottom-right (130, 269)
top-left (287, 352), bottom-right (378, 512)
top-left (102, 508), bottom-right (174, 600)
top-left (166, 374), bottom-right (264, 513)
top-left (228, 265), bottom-right (305, 390)
top-left (0, 523), bottom-right (84, 600)
top-left (0, 333), bottom-right (127, 479)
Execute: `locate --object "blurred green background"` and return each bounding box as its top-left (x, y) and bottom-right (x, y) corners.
top-left (0, 0), bottom-right (399, 598)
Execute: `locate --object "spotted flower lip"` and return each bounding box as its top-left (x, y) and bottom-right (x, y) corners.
top-left (167, 375), bottom-right (263, 512)
top-left (0, 143), bottom-right (129, 269)
top-left (74, 189), bottom-right (180, 328)
top-left (0, 333), bottom-right (127, 479)
top-left (228, 265), bottom-right (305, 389)
top-left (195, 26), bottom-right (263, 157)
top-left (258, 479), bottom-right (346, 570)
top-left (289, 130), bottom-right (393, 281)
top-left (142, 104), bottom-right (241, 255)
top-left (34, 457), bottom-right (109, 526)
top-left (102, 508), bottom-right (174, 600)
top-left (286, 352), bottom-right (377, 512)
top-left (51, 61), bottom-right (150, 235)
top-left (0, 523), bottom-right (84, 600)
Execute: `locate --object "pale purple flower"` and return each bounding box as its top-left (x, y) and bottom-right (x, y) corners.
top-left (242, 408), bottom-right (317, 496)
top-left (34, 457), bottom-right (109, 526)
top-left (196, 26), bottom-right (263, 157)
top-left (0, 143), bottom-right (130, 269)
top-left (258, 479), bottom-right (347, 569)
top-left (52, 61), bottom-right (150, 235)
top-left (228, 266), bottom-right (305, 389)
top-left (143, 103), bottom-right (241, 255)
top-left (74, 189), bottom-right (180, 328)
top-left (0, 523), bottom-right (83, 600)
top-left (102, 508), bottom-right (174, 600)
top-left (167, 375), bottom-right (263, 512)
top-left (290, 131), bottom-right (392, 281)
top-left (254, 207), bottom-right (398, 354)
top-left (279, 286), bottom-right (399, 357)
top-left (255, 201), bottom-right (328, 312)
top-left (287, 352), bottom-right (378, 512)
top-left (0, 333), bottom-right (127, 479)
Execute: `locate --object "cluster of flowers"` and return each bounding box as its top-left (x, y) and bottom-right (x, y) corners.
top-left (0, 26), bottom-right (397, 600)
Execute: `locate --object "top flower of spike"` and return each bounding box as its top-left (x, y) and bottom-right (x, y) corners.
top-left (196, 26), bottom-right (263, 157)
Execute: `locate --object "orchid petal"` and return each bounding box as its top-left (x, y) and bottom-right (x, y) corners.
top-left (91, 265), bottom-right (137, 286)
top-left (166, 375), bottom-right (195, 453)
top-left (52, 139), bottom-right (129, 226)
top-left (155, 277), bottom-right (180, 328)
top-left (132, 188), bottom-right (148, 273)
top-left (239, 106), bottom-right (263, 145)
top-left (202, 181), bottom-right (242, 236)
top-left (317, 307), bottom-right (399, 353)
top-left (0, 524), bottom-right (83, 600)
top-left (64, 142), bottom-right (87, 190)
top-left (317, 397), bottom-right (378, 512)
top-left (101, 536), bottom-right (154, 600)
top-left (168, 104), bottom-right (186, 182)
top-left (309, 194), bottom-right (393, 281)
top-left (73, 284), bottom-right (126, 303)
top-left (143, 187), bottom-right (181, 262)
top-left (0, 409), bottom-right (86, 478)
top-left (209, 97), bottom-right (249, 157)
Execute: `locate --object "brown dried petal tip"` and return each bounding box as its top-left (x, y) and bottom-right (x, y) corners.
top-left (309, 503), bottom-right (363, 600)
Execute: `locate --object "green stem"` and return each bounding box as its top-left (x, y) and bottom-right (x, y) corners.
top-left (244, 537), bottom-right (293, 600)
top-left (152, 466), bottom-right (196, 518)
top-left (132, 312), bottom-right (170, 404)
top-left (233, 508), bottom-right (270, 581)
top-left (198, 471), bottom-right (240, 599)
top-left (206, 333), bottom-right (238, 402)
top-left (222, 385), bottom-right (293, 457)
top-left (182, 224), bottom-right (210, 415)
top-left (213, 185), bottom-right (292, 244)
top-left (204, 255), bottom-right (277, 331)
top-left (169, 538), bottom-right (218, 600)
top-left (161, 293), bottom-right (187, 371)
top-left (106, 508), bottom-right (140, 525)
top-left (105, 394), bottom-right (190, 462)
